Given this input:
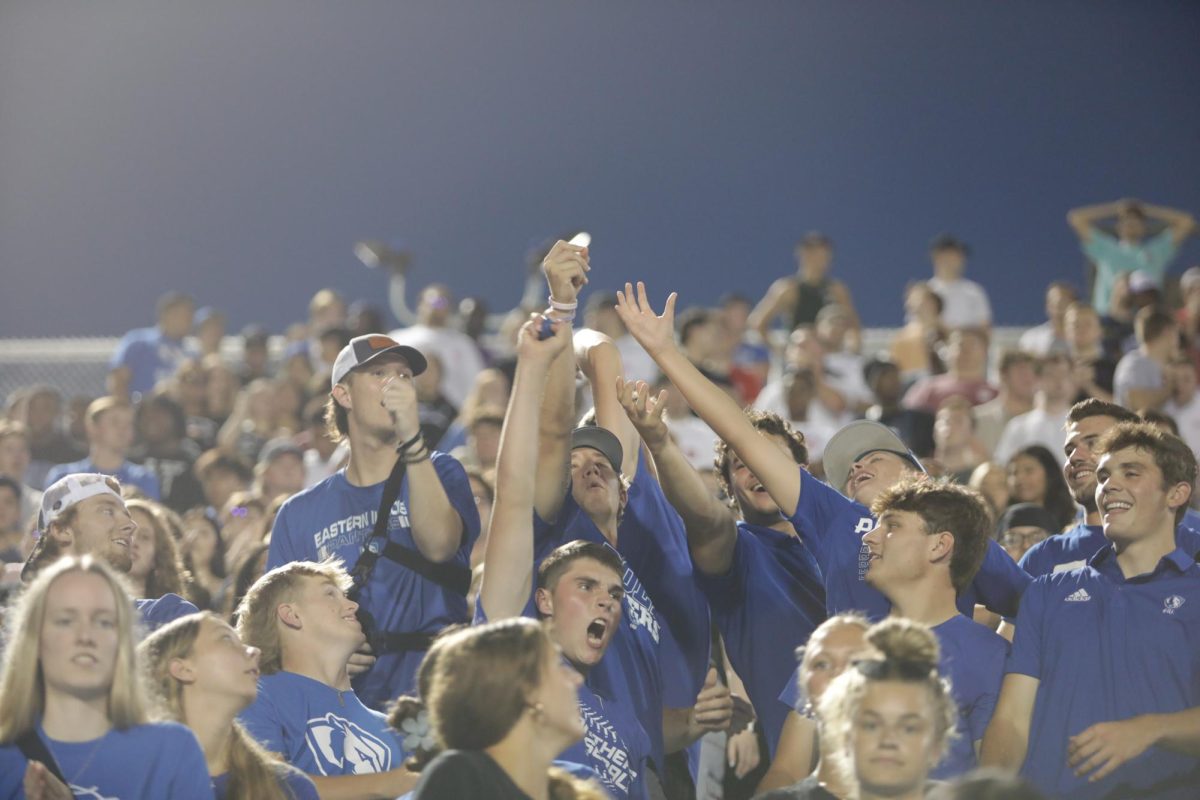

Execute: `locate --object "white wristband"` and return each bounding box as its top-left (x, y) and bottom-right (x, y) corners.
top-left (548, 297), bottom-right (578, 312)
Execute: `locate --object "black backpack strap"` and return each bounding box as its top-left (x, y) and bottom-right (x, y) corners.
top-left (347, 455), bottom-right (409, 602)
top-left (370, 631), bottom-right (439, 653)
top-left (378, 540), bottom-right (471, 596)
top-left (16, 728), bottom-right (69, 786)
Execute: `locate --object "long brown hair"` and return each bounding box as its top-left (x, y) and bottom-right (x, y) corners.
top-left (140, 611), bottom-right (297, 800)
top-left (126, 499), bottom-right (188, 598)
top-left (0, 556), bottom-right (149, 743)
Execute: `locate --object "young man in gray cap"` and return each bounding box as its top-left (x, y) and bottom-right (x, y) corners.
top-left (266, 333), bottom-right (480, 710)
top-left (613, 280), bottom-right (1029, 622)
top-left (23, 472), bottom-right (198, 629)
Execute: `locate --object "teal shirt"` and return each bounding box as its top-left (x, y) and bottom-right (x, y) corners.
top-left (1085, 228), bottom-right (1178, 312)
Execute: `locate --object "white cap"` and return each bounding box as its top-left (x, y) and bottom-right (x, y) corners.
top-left (40, 473), bottom-right (123, 528)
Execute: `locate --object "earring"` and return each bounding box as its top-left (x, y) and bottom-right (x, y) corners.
top-left (529, 702), bottom-right (545, 723)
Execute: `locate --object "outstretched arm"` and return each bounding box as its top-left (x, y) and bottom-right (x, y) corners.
top-left (533, 241), bottom-right (589, 523)
top-left (616, 281), bottom-right (802, 516)
top-left (480, 316), bottom-right (573, 621)
top-left (577, 329), bottom-right (640, 479)
top-left (747, 277), bottom-right (795, 344)
top-left (617, 378), bottom-right (738, 574)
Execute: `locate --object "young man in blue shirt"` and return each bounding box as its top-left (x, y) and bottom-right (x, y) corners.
top-left (982, 422), bottom-right (1200, 799)
top-left (109, 290), bottom-right (197, 399)
top-left (479, 315), bottom-right (656, 798)
top-left (266, 334), bottom-right (480, 710)
top-left (45, 397), bottom-right (161, 500)
top-left (236, 560), bottom-right (417, 798)
top-left (611, 281), bottom-right (1028, 621)
top-left (21, 472), bottom-right (197, 629)
top-left (862, 480), bottom-right (1008, 779)
top-left (530, 243), bottom-right (714, 774)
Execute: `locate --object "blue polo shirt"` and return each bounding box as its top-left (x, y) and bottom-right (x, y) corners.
top-left (1021, 522), bottom-right (1200, 578)
top-left (778, 614), bottom-right (1007, 779)
top-left (694, 520), bottom-right (825, 756)
top-left (267, 452), bottom-right (480, 710)
top-left (788, 468), bottom-right (1030, 619)
top-left (45, 458), bottom-right (161, 501)
top-left (1008, 545), bottom-right (1200, 799)
top-left (136, 592), bottom-right (199, 630)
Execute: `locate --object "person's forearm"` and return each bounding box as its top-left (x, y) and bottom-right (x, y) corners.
top-left (387, 272), bottom-right (418, 328)
top-left (1140, 203), bottom-right (1193, 226)
top-left (310, 768), bottom-right (417, 800)
top-left (406, 460), bottom-right (464, 563)
top-left (578, 333), bottom-right (640, 478)
top-left (647, 435), bottom-right (736, 574)
top-left (1147, 707), bottom-right (1200, 757)
top-left (533, 330), bottom-right (575, 521)
top-left (1069, 200), bottom-right (1126, 221)
top-left (979, 718), bottom-right (1029, 772)
top-left (482, 360), bottom-right (547, 619)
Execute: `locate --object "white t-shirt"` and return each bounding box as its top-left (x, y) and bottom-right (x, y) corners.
top-left (388, 324), bottom-right (486, 409)
top-left (1166, 394), bottom-right (1200, 459)
top-left (928, 277), bottom-right (992, 329)
top-left (993, 407), bottom-right (1068, 464)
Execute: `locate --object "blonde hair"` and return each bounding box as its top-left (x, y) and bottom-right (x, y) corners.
top-left (234, 560), bottom-right (352, 675)
top-left (140, 612), bottom-right (297, 800)
top-left (817, 618), bottom-right (957, 792)
top-left (796, 613), bottom-right (871, 695)
top-left (0, 556), bottom-right (150, 743)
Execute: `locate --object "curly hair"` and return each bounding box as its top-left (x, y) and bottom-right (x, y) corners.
top-left (714, 409), bottom-right (808, 506)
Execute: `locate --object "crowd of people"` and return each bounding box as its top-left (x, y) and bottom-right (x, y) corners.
top-left (1, 196), bottom-right (1199, 800)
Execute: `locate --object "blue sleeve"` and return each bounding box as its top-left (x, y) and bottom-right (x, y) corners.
top-left (1016, 539), bottom-right (1048, 579)
top-left (109, 332), bottom-right (137, 369)
top-left (165, 724), bottom-right (219, 800)
top-left (1006, 577), bottom-right (1047, 679)
top-left (969, 540), bottom-right (1032, 619)
top-left (429, 452), bottom-right (481, 564)
top-left (136, 594), bottom-right (200, 630)
top-left (965, 637), bottom-right (1009, 742)
top-left (0, 745), bottom-right (28, 799)
top-left (788, 468), bottom-right (855, 573)
top-left (140, 470), bottom-right (161, 501)
top-left (267, 503), bottom-right (304, 570)
top-left (239, 686), bottom-right (288, 756)
top-left (777, 664), bottom-right (804, 712)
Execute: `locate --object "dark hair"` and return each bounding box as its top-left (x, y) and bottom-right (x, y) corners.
top-left (536, 541), bottom-right (624, 597)
top-left (870, 479), bottom-right (992, 590)
top-left (1135, 307), bottom-right (1176, 345)
top-left (1097, 422), bottom-right (1198, 525)
top-left (194, 449), bottom-right (253, 484)
top-left (156, 291), bottom-right (194, 318)
top-left (1141, 408), bottom-right (1180, 437)
top-left (677, 308), bottom-right (714, 347)
top-left (996, 349), bottom-right (1035, 377)
top-left (1066, 398), bottom-right (1139, 427)
top-left (714, 409), bottom-right (808, 505)
top-left (0, 476), bottom-right (22, 504)
top-left (1034, 352), bottom-right (1073, 375)
top-left (135, 392), bottom-right (187, 442)
top-left (1008, 445), bottom-right (1077, 532)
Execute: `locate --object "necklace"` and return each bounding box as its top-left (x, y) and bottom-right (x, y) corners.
top-left (42, 728), bottom-right (107, 787)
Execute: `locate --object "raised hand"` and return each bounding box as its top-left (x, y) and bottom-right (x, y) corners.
top-left (614, 281), bottom-right (679, 358)
top-left (689, 667), bottom-right (735, 737)
top-left (381, 373), bottom-right (421, 441)
top-left (616, 377), bottom-right (671, 451)
top-left (516, 314), bottom-right (572, 365)
top-left (542, 240), bottom-right (590, 305)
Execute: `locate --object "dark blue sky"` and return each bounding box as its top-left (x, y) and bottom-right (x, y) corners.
top-left (2, 1), bottom-right (1198, 336)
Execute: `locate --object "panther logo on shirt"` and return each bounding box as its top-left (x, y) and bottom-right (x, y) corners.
top-left (1164, 595), bottom-right (1186, 615)
top-left (68, 788), bottom-right (117, 800)
top-left (304, 712), bottom-right (394, 775)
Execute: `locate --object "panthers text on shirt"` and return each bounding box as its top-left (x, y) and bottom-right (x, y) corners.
top-left (312, 501), bottom-right (410, 559)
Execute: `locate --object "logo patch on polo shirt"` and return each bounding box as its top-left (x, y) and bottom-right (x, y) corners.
top-left (1163, 595), bottom-right (1186, 615)
top-left (1064, 588), bottom-right (1091, 602)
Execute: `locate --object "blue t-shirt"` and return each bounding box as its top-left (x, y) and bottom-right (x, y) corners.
top-left (928, 614), bottom-right (1008, 779)
top-left (213, 766), bottom-right (319, 800)
top-left (45, 458), bottom-right (161, 501)
top-left (1021, 522), bottom-right (1200, 578)
top-left (1007, 545), bottom-right (1200, 799)
top-left (778, 614), bottom-right (1007, 780)
top-left (267, 453), bottom-right (480, 709)
top-left (789, 469), bottom-right (1031, 619)
top-left (0, 720), bottom-right (213, 800)
top-left (110, 326), bottom-right (195, 396)
top-left (694, 520), bottom-right (825, 756)
top-left (136, 593), bottom-right (199, 631)
top-left (533, 497), bottom-right (668, 772)
top-left (239, 671), bottom-right (406, 778)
